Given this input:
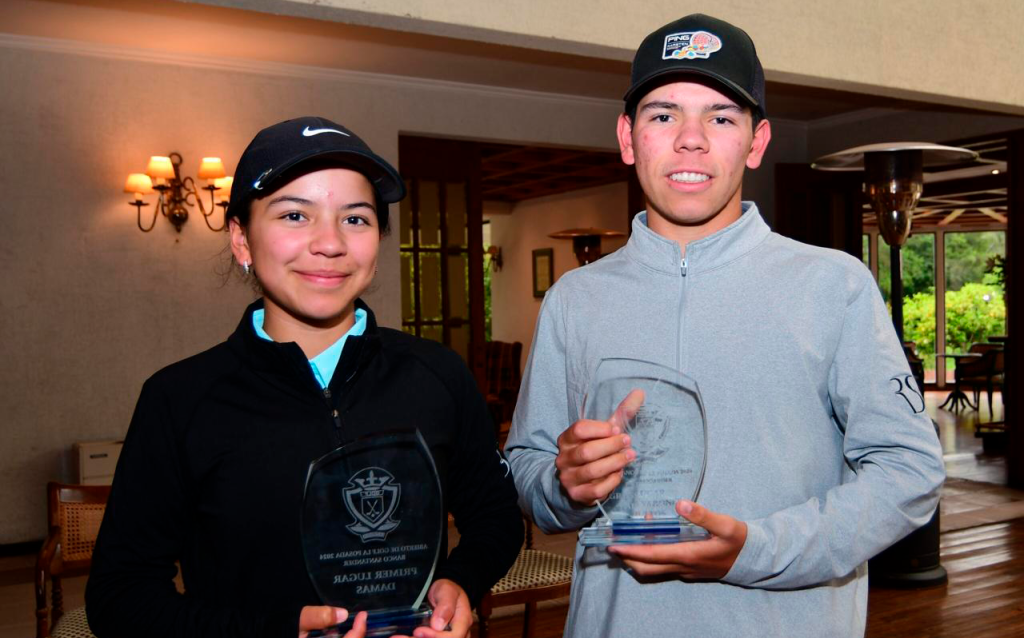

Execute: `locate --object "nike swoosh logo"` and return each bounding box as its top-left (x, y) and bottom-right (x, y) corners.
top-left (302, 126), bottom-right (350, 137)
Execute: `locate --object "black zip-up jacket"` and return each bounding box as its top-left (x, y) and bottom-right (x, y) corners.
top-left (86, 300), bottom-right (523, 638)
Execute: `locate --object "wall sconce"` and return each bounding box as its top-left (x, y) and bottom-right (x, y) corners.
top-left (124, 152), bottom-right (231, 233)
top-left (486, 245), bottom-right (503, 271)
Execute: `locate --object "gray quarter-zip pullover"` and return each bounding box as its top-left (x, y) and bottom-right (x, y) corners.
top-left (506, 203), bottom-right (944, 638)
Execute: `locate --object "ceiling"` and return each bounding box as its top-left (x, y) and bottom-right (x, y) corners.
top-left (2, 0), bottom-right (1003, 123)
top-left (480, 144), bottom-right (627, 202)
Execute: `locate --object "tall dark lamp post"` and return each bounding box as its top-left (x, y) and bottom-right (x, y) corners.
top-left (813, 141), bottom-right (977, 588)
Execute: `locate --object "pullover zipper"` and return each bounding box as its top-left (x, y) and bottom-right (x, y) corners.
top-left (677, 257), bottom-right (688, 372)
top-left (323, 351), bottom-right (367, 444)
top-left (323, 387), bottom-right (343, 443)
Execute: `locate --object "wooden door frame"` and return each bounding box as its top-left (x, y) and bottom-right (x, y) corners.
top-left (398, 135), bottom-right (486, 388)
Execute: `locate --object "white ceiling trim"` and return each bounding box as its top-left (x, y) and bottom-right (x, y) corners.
top-left (0, 32), bottom-right (623, 111)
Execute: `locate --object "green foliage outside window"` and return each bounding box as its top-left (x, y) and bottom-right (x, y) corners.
top-left (903, 280), bottom-right (1005, 365)
top-left (875, 230), bottom-right (1005, 370)
top-left (878, 234), bottom-right (935, 302)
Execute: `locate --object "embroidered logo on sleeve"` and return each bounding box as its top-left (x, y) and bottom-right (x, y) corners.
top-left (890, 374), bottom-right (925, 414)
top-left (663, 31), bottom-right (723, 60)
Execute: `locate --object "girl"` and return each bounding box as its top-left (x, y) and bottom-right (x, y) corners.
top-left (87, 117), bottom-right (523, 638)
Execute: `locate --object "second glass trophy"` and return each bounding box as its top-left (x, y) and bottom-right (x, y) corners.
top-left (579, 358), bottom-right (711, 546)
top-left (302, 430), bottom-right (443, 637)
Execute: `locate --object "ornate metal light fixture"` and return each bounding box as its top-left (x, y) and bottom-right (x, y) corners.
top-left (124, 153), bottom-right (232, 233)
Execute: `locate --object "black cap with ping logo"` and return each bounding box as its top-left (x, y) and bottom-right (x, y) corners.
top-left (624, 14), bottom-right (766, 121)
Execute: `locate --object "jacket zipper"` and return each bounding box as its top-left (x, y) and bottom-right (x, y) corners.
top-left (322, 353), bottom-right (367, 445)
top-left (678, 257), bottom-right (688, 372)
top-left (323, 387), bottom-right (343, 444)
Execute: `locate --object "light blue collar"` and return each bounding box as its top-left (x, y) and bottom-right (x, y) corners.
top-left (252, 307), bottom-right (367, 389)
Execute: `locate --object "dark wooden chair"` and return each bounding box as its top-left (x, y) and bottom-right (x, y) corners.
top-left (476, 517), bottom-right (573, 638)
top-left (483, 341), bottom-right (523, 444)
top-left (958, 347), bottom-right (1004, 417)
top-left (36, 482), bottom-right (110, 638)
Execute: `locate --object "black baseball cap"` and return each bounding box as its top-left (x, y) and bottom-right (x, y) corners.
top-left (227, 116), bottom-right (406, 222)
top-left (624, 14), bottom-right (766, 121)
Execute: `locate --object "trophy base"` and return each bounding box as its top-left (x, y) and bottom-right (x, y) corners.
top-left (308, 604), bottom-right (431, 637)
top-left (580, 518), bottom-right (711, 546)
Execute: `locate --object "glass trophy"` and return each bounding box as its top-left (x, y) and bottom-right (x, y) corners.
top-left (579, 358), bottom-right (711, 546)
top-left (302, 430), bottom-right (443, 637)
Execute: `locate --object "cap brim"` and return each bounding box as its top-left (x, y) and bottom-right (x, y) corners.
top-left (227, 148), bottom-right (405, 222)
top-left (624, 67), bottom-right (761, 115)
top-left (264, 148), bottom-right (405, 203)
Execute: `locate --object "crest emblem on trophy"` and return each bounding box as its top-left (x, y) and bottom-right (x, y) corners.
top-left (628, 404), bottom-right (670, 461)
top-left (343, 467), bottom-right (401, 542)
top-left (303, 431), bottom-right (442, 637)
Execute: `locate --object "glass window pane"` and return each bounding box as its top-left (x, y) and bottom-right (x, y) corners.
top-left (419, 180), bottom-right (441, 248)
top-left (943, 231), bottom-right (1006, 359)
top-left (447, 254), bottom-right (468, 320)
top-left (889, 233), bottom-right (936, 383)
top-left (421, 325), bottom-right (442, 344)
top-left (399, 179), bottom-right (413, 247)
top-left (419, 252), bottom-right (442, 322)
top-left (446, 182), bottom-right (467, 248)
top-left (877, 234), bottom-right (934, 303)
top-left (449, 324), bottom-right (469, 362)
top-left (862, 235), bottom-right (869, 269)
top-left (401, 252), bottom-right (414, 322)
top-left (402, 325), bottom-right (416, 336)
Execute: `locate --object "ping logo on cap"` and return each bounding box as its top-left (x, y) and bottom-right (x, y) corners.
top-left (663, 31), bottom-right (722, 60)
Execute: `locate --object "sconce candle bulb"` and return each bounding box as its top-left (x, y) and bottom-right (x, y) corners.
top-left (124, 173), bottom-right (153, 200)
top-left (198, 157), bottom-right (226, 181)
top-left (146, 156), bottom-right (175, 181)
top-left (214, 176), bottom-right (234, 203)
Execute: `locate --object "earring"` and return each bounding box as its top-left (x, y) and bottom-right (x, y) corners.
top-left (242, 261), bottom-right (250, 275)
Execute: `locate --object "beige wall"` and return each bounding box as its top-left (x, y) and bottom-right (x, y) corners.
top-left (0, 38), bottom-right (622, 543)
top-left (213, 0), bottom-right (1024, 115)
top-left (487, 183), bottom-right (628, 364)
top-left (4, 1), bottom-right (1022, 546)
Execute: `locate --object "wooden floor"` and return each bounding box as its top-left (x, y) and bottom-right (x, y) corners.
top-left (476, 520), bottom-right (1024, 638)
top-left (868, 522), bottom-right (1024, 638)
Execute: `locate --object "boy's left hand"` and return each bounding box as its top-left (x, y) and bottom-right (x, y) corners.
top-left (607, 500), bottom-right (747, 580)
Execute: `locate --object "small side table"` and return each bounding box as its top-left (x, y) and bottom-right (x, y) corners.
top-left (937, 353), bottom-right (982, 412)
